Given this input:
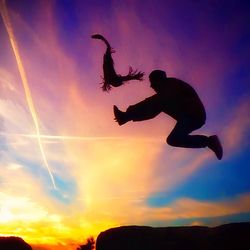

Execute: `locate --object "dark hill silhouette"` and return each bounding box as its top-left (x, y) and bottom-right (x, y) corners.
top-left (0, 236), bottom-right (32, 250)
top-left (96, 222), bottom-right (250, 250)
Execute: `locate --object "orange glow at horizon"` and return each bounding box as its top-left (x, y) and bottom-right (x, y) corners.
top-left (0, 0), bottom-right (56, 189)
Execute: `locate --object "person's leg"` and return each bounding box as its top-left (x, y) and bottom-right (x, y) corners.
top-left (207, 135), bottom-right (223, 160)
top-left (166, 120), bottom-right (208, 148)
top-left (166, 118), bottom-right (223, 159)
top-left (114, 95), bottom-right (162, 125)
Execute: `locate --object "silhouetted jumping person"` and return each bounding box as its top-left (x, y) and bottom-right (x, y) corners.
top-left (114, 70), bottom-right (223, 159)
top-left (92, 34), bottom-right (144, 91)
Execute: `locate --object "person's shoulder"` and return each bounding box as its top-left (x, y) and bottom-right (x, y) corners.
top-left (168, 77), bottom-right (185, 83)
top-left (167, 77), bottom-right (177, 81)
top-left (168, 77), bottom-right (191, 86)
top-left (167, 77), bottom-right (187, 86)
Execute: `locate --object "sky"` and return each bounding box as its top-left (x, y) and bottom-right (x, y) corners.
top-left (0, 0), bottom-right (250, 249)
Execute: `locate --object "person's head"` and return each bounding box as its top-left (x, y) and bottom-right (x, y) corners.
top-left (149, 70), bottom-right (167, 92)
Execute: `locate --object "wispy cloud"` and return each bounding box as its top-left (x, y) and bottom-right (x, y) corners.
top-left (145, 193), bottom-right (250, 224)
top-left (222, 98), bottom-right (250, 154)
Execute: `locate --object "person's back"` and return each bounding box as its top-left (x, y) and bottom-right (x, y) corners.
top-left (157, 77), bottom-right (206, 122)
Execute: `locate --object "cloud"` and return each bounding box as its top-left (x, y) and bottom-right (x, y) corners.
top-left (222, 98), bottom-right (250, 155)
top-left (118, 193), bottom-right (250, 225)
top-left (0, 192), bottom-right (60, 223)
top-left (0, 68), bottom-right (18, 94)
top-left (170, 194), bottom-right (250, 219)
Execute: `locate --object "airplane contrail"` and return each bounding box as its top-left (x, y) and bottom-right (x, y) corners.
top-left (0, 132), bottom-right (163, 143)
top-left (0, 0), bottom-right (56, 189)
top-left (1, 133), bottom-right (125, 141)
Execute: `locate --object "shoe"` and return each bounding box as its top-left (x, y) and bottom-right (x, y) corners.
top-left (208, 135), bottom-right (223, 160)
top-left (113, 105), bottom-right (128, 125)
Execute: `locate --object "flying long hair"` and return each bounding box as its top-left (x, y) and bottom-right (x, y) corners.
top-left (92, 34), bottom-right (144, 91)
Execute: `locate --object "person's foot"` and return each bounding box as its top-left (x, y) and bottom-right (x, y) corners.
top-left (208, 135), bottom-right (223, 160)
top-left (113, 105), bottom-right (129, 125)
